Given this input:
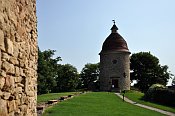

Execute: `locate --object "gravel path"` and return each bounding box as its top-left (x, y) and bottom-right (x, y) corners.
top-left (115, 93), bottom-right (175, 116)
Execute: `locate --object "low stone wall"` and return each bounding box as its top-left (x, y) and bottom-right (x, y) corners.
top-left (37, 92), bottom-right (85, 116)
top-left (0, 0), bottom-right (37, 115)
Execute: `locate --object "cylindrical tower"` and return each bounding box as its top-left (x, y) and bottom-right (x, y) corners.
top-left (99, 21), bottom-right (131, 92)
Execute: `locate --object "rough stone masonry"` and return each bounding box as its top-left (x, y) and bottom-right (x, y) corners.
top-left (0, 0), bottom-right (38, 116)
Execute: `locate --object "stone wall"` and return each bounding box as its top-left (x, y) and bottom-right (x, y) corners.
top-left (100, 51), bottom-right (130, 92)
top-left (0, 0), bottom-right (37, 115)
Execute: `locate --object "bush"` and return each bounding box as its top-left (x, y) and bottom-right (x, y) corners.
top-left (144, 84), bottom-right (175, 107)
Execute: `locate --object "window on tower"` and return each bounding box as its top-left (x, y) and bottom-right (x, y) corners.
top-left (112, 59), bottom-right (117, 64)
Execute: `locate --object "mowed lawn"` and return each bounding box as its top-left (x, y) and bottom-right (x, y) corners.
top-left (43, 92), bottom-right (164, 116)
top-left (124, 90), bottom-right (175, 113)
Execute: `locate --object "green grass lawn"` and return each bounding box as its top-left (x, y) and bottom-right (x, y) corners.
top-left (124, 90), bottom-right (175, 113)
top-left (37, 92), bottom-right (78, 103)
top-left (43, 92), bottom-right (165, 116)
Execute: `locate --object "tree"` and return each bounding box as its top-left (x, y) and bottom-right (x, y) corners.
top-left (55, 64), bottom-right (80, 92)
top-left (37, 49), bottom-right (61, 94)
top-left (130, 52), bottom-right (172, 92)
top-left (172, 77), bottom-right (175, 86)
top-left (80, 63), bottom-right (100, 90)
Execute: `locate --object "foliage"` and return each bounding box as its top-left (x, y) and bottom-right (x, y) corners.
top-left (143, 84), bottom-right (165, 101)
top-left (130, 52), bottom-right (173, 92)
top-left (43, 92), bottom-right (164, 116)
top-left (144, 84), bottom-right (175, 107)
top-left (37, 49), bottom-right (61, 94)
top-left (55, 64), bottom-right (80, 92)
top-left (80, 63), bottom-right (100, 90)
top-left (172, 77), bottom-right (175, 86)
top-left (148, 84), bottom-right (166, 89)
top-left (125, 90), bottom-right (175, 113)
top-left (37, 49), bottom-right (80, 94)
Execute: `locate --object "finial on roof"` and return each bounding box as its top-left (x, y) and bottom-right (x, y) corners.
top-left (112, 20), bottom-right (115, 25)
top-left (111, 20), bottom-right (118, 33)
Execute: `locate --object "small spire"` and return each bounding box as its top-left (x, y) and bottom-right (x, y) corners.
top-left (111, 20), bottom-right (118, 33)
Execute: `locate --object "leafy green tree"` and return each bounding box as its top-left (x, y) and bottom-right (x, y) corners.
top-left (37, 49), bottom-right (61, 94)
top-left (130, 52), bottom-right (172, 92)
top-left (172, 77), bottom-right (175, 86)
top-left (80, 63), bottom-right (100, 90)
top-left (55, 64), bottom-right (80, 92)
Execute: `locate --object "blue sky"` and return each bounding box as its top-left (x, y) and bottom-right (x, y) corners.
top-left (36, 0), bottom-right (175, 85)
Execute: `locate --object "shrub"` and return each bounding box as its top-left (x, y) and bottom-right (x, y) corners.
top-left (144, 84), bottom-right (175, 107)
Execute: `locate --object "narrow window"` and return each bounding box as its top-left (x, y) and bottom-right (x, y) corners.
top-left (112, 59), bottom-right (117, 64)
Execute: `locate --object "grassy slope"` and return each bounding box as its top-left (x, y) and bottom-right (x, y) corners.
top-left (124, 90), bottom-right (175, 113)
top-left (37, 92), bottom-right (78, 103)
top-left (43, 92), bottom-right (164, 116)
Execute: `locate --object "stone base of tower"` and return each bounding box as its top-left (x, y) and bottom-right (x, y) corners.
top-left (99, 52), bottom-right (131, 93)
